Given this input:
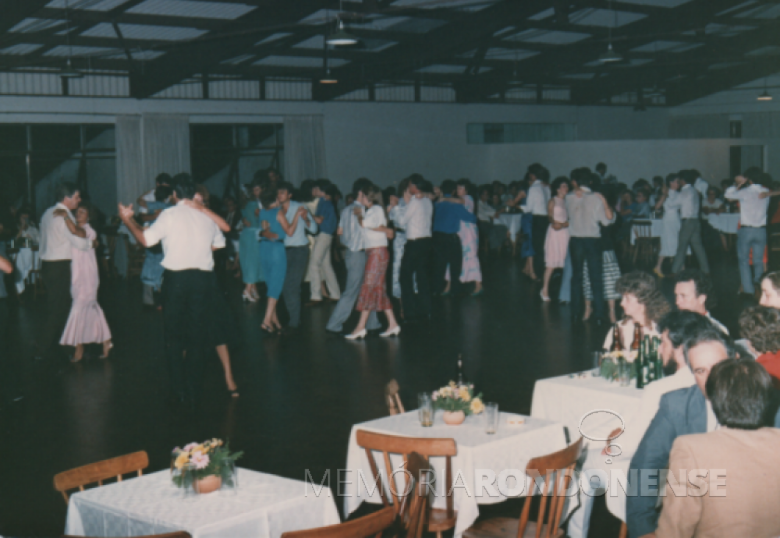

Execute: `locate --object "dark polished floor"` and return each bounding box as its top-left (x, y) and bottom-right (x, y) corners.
top-left (0, 249), bottom-right (743, 537)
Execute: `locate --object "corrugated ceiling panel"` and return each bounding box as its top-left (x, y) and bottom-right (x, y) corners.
top-left (569, 8), bottom-right (647, 27)
top-left (82, 22), bottom-right (208, 41)
top-left (127, 0), bottom-right (256, 20)
top-left (104, 50), bottom-right (166, 60)
top-left (420, 85), bottom-right (456, 102)
top-left (0, 72), bottom-right (62, 95)
top-left (46, 0), bottom-right (131, 10)
top-left (254, 56), bottom-right (348, 68)
top-left (266, 78), bottom-right (312, 100)
top-left (69, 75), bottom-right (130, 96)
top-left (209, 79), bottom-right (261, 99)
top-left (9, 18), bottom-right (66, 33)
top-left (153, 80), bottom-right (203, 98)
top-left (0, 43), bottom-right (44, 55)
top-left (44, 45), bottom-right (117, 57)
top-left (375, 84), bottom-right (415, 102)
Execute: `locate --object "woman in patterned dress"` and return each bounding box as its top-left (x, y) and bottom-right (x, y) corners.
top-left (443, 179), bottom-right (483, 296)
top-left (346, 185), bottom-right (401, 340)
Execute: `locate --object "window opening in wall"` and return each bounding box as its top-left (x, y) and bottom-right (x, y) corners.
top-left (730, 120), bottom-right (742, 139)
top-left (0, 123), bottom-right (116, 219)
top-left (467, 122), bottom-right (577, 144)
top-left (190, 124), bottom-right (283, 200)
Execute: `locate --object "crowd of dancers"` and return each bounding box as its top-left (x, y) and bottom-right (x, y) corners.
top-left (5, 158), bottom-right (779, 409)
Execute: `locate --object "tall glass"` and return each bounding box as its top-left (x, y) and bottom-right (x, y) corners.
top-left (484, 403), bottom-right (499, 434)
top-left (618, 358), bottom-right (631, 387)
top-left (418, 393), bottom-right (433, 427)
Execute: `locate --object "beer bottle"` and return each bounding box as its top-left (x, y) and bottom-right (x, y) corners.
top-left (653, 337), bottom-right (664, 380)
top-left (633, 324), bottom-right (644, 389)
top-left (611, 323), bottom-right (623, 352)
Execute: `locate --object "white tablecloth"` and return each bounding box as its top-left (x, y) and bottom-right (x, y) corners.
top-left (706, 213), bottom-right (740, 234)
top-left (344, 411), bottom-right (567, 537)
top-left (64, 469), bottom-right (341, 538)
top-left (497, 214), bottom-right (523, 242)
top-left (530, 372), bottom-right (643, 441)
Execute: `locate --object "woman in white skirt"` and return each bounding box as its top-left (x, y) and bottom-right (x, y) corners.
top-left (653, 174), bottom-right (682, 278)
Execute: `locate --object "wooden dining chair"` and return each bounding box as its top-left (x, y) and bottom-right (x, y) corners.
top-left (631, 220), bottom-right (656, 268)
top-left (385, 379), bottom-right (405, 416)
top-left (356, 430), bottom-right (457, 538)
top-left (61, 531), bottom-right (192, 538)
top-left (463, 437), bottom-right (584, 538)
top-left (281, 452), bottom-right (431, 538)
top-left (54, 450), bottom-right (149, 504)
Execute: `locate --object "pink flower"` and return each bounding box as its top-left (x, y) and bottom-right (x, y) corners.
top-left (183, 442), bottom-right (199, 452)
top-left (432, 391), bottom-right (439, 401)
top-left (190, 451), bottom-right (210, 470)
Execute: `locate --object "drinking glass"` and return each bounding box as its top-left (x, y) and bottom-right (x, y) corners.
top-left (618, 358), bottom-right (631, 387)
top-left (418, 393), bottom-right (433, 427)
top-left (591, 351), bottom-right (602, 369)
top-left (484, 403), bottom-right (499, 434)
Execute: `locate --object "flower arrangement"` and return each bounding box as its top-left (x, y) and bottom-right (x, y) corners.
top-left (432, 382), bottom-right (484, 415)
top-left (599, 351), bottom-right (638, 382)
top-left (171, 438), bottom-right (243, 491)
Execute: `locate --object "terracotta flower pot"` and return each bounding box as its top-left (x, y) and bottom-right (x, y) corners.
top-left (192, 474), bottom-right (222, 494)
top-left (443, 410), bottom-right (466, 425)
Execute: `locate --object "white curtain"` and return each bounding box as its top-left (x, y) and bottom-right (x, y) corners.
top-left (116, 114), bottom-right (191, 205)
top-left (284, 115), bottom-right (327, 185)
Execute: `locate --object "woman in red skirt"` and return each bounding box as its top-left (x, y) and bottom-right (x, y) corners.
top-left (346, 185), bottom-right (401, 339)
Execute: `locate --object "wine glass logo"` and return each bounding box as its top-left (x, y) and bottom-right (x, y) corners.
top-left (578, 409), bottom-right (625, 464)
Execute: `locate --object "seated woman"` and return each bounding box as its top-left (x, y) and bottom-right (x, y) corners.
top-left (602, 271), bottom-right (670, 350)
top-left (739, 305), bottom-right (780, 387)
top-left (759, 271), bottom-right (780, 309)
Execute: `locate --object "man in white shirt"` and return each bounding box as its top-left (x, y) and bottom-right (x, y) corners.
top-left (674, 269), bottom-right (728, 334)
top-left (37, 182), bottom-right (91, 359)
top-left (119, 174), bottom-right (225, 407)
top-left (523, 163), bottom-right (551, 279)
top-left (326, 179), bottom-right (380, 335)
top-left (397, 174), bottom-right (433, 322)
top-left (724, 168), bottom-right (772, 296)
top-left (671, 170), bottom-right (710, 275)
top-left (567, 311), bottom-right (704, 538)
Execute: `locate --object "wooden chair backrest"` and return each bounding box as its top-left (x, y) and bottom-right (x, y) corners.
top-left (54, 450), bottom-right (149, 504)
top-left (398, 452), bottom-right (431, 538)
top-left (62, 531), bottom-right (192, 538)
top-left (632, 220), bottom-right (652, 239)
top-left (355, 430), bottom-right (456, 520)
top-left (280, 506), bottom-right (397, 538)
top-left (517, 437), bottom-right (583, 538)
top-left (385, 379), bottom-right (405, 416)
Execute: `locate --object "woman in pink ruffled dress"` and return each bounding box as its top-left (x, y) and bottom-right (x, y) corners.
top-left (60, 203), bottom-right (112, 362)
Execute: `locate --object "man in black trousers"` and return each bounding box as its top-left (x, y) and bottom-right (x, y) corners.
top-left (37, 182), bottom-right (91, 360)
top-left (119, 174), bottom-right (225, 408)
top-left (432, 179), bottom-right (477, 297)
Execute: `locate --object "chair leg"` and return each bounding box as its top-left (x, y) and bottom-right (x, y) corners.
top-left (618, 522), bottom-right (627, 538)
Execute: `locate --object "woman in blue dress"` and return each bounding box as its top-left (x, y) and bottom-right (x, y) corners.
top-left (239, 182), bottom-right (264, 302)
top-left (258, 186), bottom-right (301, 334)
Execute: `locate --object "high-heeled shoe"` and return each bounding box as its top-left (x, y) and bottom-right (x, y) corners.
top-left (242, 290), bottom-right (257, 303)
top-left (653, 268), bottom-right (665, 279)
top-left (250, 288), bottom-right (260, 300)
top-left (540, 291), bottom-right (551, 302)
top-left (380, 326), bottom-right (401, 337)
top-left (99, 342), bottom-right (113, 359)
top-left (345, 329), bottom-right (367, 340)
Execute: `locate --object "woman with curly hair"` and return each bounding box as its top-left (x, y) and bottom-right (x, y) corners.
top-left (602, 270), bottom-right (670, 350)
top-left (739, 305), bottom-right (780, 386)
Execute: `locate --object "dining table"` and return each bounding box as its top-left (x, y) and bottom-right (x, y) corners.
top-left (64, 468), bottom-right (341, 538)
top-left (343, 410), bottom-right (568, 538)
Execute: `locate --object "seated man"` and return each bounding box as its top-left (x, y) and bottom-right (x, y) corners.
top-left (674, 269), bottom-right (728, 334)
top-left (627, 325), bottom-right (780, 538)
top-left (655, 358), bottom-right (780, 538)
top-left (566, 312), bottom-right (708, 538)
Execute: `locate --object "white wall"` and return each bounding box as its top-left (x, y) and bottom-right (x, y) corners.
top-left (0, 94), bottom-right (742, 208)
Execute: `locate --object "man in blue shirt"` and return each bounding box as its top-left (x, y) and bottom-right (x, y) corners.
top-left (307, 180), bottom-right (340, 305)
top-left (433, 180), bottom-right (477, 296)
top-left (277, 182), bottom-right (317, 332)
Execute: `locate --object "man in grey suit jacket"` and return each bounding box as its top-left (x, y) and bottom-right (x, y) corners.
top-left (626, 323), bottom-right (780, 538)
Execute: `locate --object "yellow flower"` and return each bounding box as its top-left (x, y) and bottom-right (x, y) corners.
top-left (174, 453), bottom-right (189, 470)
top-left (448, 381), bottom-right (457, 388)
top-left (440, 386), bottom-right (452, 398)
top-left (458, 387), bottom-right (471, 402)
top-left (470, 398), bottom-right (484, 414)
